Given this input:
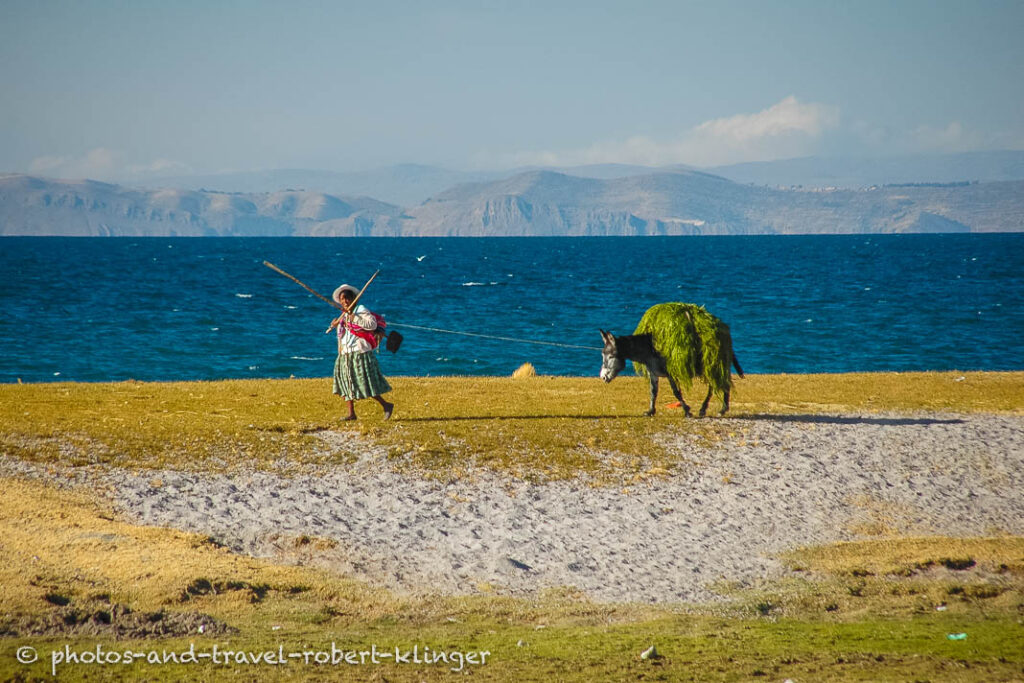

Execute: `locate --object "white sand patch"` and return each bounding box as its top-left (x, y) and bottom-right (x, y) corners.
top-left (3, 412), bottom-right (1022, 604)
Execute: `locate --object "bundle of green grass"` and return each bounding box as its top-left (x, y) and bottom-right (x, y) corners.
top-left (633, 303), bottom-right (737, 397)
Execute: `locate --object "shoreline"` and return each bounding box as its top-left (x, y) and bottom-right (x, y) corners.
top-left (5, 368), bottom-right (1024, 383)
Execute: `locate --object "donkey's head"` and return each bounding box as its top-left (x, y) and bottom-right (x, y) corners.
top-left (599, 330), bottom-right (625, 383)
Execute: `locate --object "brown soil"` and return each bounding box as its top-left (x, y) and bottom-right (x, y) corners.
top-left (0, 603), bottom-right (234, 639)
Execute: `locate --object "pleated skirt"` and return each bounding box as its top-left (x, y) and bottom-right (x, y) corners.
top-left (333, 351), bottom-right (392, 400)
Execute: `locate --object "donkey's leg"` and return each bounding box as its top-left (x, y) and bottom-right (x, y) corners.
top-left (720, 389), bottom-right (731, 415)
top-left (666, 376), bottom-right (692, 417)
top-left (698, 386), bottom-right (713, 418)
top-left (645, 373), bottom-right (658, 416)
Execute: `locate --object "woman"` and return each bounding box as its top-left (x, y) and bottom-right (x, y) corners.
top-left (331, 284), bottom-right (394, 421)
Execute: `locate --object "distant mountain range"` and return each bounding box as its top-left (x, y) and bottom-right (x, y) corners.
top-left (145, 162), bottom-right (687, 207)
top-left (142, 151), bottom-right (1024, 206)
top-left (147, 164), bottom-right (491, 209)
top-left (0, 174), bottom-right (402, 237)
top-left (2, 151), bottom-right (1023, 236)
top-left (707, 150), bottom-right (1024, 189)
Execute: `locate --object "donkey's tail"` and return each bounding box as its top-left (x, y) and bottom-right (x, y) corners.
top-left (732, 353), bottom-right (745, 378)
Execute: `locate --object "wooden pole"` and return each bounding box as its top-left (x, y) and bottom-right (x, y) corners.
top-left (347, 270), bottom-right (380, 312)
top-left (263, 261), bottom-right (381, 333)
top-left (263, 261), bottom-right (344, 311)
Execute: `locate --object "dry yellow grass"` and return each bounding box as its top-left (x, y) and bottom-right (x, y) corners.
top-left (750, 537), bottom-right (1024, 624)
top-left (783, 536), bottom-right (1024, 576)
top-left (1, 371), bottom-right (1021, 482)
top-left (512, 362), bottom-right (537, 378)
top-left (0, 478), bottom-right (402, 621)
top-left (736, 371), bottom-right (1024, 414)
top-left (0, 477), bottom-right (659, 643)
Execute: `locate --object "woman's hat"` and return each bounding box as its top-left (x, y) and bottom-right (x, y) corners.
top-left (333, 284), bottom-right (358, 304)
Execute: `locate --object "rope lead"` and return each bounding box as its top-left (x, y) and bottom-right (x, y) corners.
top-left (387, 322), bottom-right (603, 351)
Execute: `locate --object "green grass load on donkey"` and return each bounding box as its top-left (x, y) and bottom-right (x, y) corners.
top-left (600, 303), bottom-right (743, 417)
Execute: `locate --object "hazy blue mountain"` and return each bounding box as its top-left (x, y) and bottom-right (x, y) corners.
top-left (143, 163), bottom-right (681, 206)
top-left (3, 169), bottom-right (1022, 236)
top-left (708, 151), bottom-right (1024, 188)
top-left (521, 163), bottom-right (688, 179)
top-left (144, 164), bottom-right (505, 207)
top-left (139, 152), bottom-right (1024, 209)
top-left (0, 174), bottom-right (401, 236)
top-left (393, 169), bottom-right (1023, 236)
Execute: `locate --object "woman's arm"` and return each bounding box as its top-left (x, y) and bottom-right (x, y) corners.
top-left (348, 305), bottom-right (378, 331)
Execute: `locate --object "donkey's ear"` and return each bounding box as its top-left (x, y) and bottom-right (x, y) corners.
top-left (599, 329), bottom-right (614, 346)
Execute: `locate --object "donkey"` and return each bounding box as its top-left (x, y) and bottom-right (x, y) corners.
top-left (599, 303), bottom-right (744, 417)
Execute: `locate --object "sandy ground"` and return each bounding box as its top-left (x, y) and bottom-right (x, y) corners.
top-left (4, 412), bottom-right (1023, 604)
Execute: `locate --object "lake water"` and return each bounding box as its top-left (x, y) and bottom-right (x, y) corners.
top-left (1, 235), bottom-right (1021, 383)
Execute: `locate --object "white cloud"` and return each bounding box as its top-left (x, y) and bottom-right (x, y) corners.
top-left (495, 96), bottom-right (841, 168)
top-left (27, 148), bottom-right (190, 181)
top-left (693, 96), bottom-right (839, 144)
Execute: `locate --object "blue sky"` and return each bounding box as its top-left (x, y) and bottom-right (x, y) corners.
top-left (2, 0), bottom-right (1022, 180)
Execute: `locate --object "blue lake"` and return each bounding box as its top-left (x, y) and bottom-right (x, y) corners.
top-left (1, 234), bottom-right (1021, 383)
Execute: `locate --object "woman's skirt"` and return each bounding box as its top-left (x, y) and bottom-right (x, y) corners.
top-left (333, 351), bottom-right (392, 400)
